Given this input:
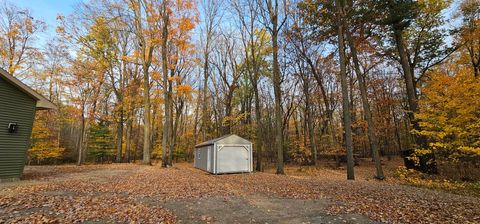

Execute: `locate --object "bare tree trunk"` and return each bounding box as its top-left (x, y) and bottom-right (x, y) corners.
top-left (393, 28), bottom-right (418, 127)
top-left (344, 25), bottom-right (384, 179)
top-left (253, 83), bottom-right (263, 171)
top-left (305, 81), bottom-right (317, 165)
top-left (161, 0), bottom-right (171, 168)
top-left (263, 0), bottom-right (285, 175)
top-left (202, 58), bottom-right (209, 141)
top-left (77, 108), bottom-right (86, 166)
top-left (131, 0), bottom-right (153, 165)
top-left (193, 86), bottom-right (201, 147)
top-left (391, 105), bottom-right (402, 153)
top-left (168, 95), bottom-right (179, 166)
top-left (232, 0), bottom-right (263, 171)
top-left (309, 58), bottom-right (336, 151)
top-left (392, 25), bottom-right (435, 172)
top-left (392, 27), bottom-right (428, 148)
top-left (116, 109), bottom-right (124, 163)
top-left (223, 91), bottom-right (234, 135)
top-left (125, 116), bottom-right (132, 163)
top-left (167, 86), bottom-right (173, 166)
top-left (335, 0), bottom-right (354, 180)
top-left (273, 23), bottom-right (284, 175)
top-left (142, 67), bottom-right (151, 165)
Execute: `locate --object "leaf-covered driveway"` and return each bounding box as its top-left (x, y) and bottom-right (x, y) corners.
top-left (0, 163), bottom-right (478, 223)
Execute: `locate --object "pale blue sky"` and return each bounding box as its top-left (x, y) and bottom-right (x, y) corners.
top-left (8, 0), bottom-right (80, 44)
top-left (7, 0), bottom-right (462, 48)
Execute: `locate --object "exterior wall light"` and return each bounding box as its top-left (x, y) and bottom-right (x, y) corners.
top-left (8, 123), bottom-right (18, 133)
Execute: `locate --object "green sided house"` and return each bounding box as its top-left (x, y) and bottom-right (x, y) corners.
top-left (0, 68), bottom-right (56, 181)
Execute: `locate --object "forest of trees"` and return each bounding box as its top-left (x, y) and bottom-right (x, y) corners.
top-left (1, 0), bottom-right (478, 179)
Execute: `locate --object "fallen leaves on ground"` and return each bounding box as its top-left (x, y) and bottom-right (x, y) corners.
top-left (0, 162), bottom-right (479, 223)
top-left (219, 163), bottom-right (480, 224)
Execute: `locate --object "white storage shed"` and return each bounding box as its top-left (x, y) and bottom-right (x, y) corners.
top-left (194, 134), bottom-right (253, 174)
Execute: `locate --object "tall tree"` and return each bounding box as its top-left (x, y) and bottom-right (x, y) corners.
top-left (161, 0), bottom-right (197, 166)
top-left (212, 32), bottom-right (242, 135)
top-left (258, 0), bottom-right (287, 175)
top-left (130, 0), bottom-right (161, 165)
top-left (161, 0), bottom-right (171, 167)
top-left (342, 1), bottom-right (384, 179)
top-left (296, 61), bottom-right (318, 165)
top-left (335, 0), bottom-right (355, 180)
top-left (458, 0), bottom-right (480, 77)
top-left (296, 0), bottom-right (343, 156)
top-left (0, 2), bottom-right (45, 76)
top-left (199, 0), bottom-right (222, 141)
top-left (232, 0), bottom-right (269, 171)
top-left (76, 14), bottom-right (125, 163)
top-left (374, 0), bottom-right (451, 154)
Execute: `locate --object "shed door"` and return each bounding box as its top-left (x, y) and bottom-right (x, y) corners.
top-left (217, 145), bottom-right (249, 173)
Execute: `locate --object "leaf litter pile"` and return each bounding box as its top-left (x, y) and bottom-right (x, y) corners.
top-left (0, 163), bottom-right (479, 223)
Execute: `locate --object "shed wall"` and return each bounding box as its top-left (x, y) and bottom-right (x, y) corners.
top-left (0, 76), bottom-right (37, 180)
top-left (194, 146), bottom-right (210, 171)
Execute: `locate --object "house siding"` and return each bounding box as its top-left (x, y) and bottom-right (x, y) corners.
top-left (0, 76), bottom-right (36, 180)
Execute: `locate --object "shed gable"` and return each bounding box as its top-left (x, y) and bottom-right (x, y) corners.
top-left (195, 134), bottom-right (251, 148)
top-left (216, 135), bottom-right (252, 145)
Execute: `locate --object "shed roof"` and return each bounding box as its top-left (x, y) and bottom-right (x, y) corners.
top-left (195, 134), bottom-right (252, 148)
top-left (0, 68), bottom-right (57, 110)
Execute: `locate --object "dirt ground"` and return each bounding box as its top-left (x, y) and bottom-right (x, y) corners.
top-left (0, 158), bottom-right (479, 223)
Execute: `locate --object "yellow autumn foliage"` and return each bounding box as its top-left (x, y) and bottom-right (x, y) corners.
top-left (416, 59), bottom-right (480, 160)
top-left (29, 115), bottom-right (64, 164)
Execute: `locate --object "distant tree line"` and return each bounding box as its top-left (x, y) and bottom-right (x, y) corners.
top-left (0, 0), bottom-right (478, 180)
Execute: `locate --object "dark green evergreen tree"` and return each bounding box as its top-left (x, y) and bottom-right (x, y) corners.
top-left (88, 121), bottom-right (115, 163)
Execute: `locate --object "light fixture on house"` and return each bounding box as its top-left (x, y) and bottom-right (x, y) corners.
top-left (8, 123), bottom-right (18, 133)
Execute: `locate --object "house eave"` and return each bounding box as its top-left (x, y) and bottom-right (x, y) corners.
top-left (36, 100), bottom-right (58, 110)
top-left (0, 68), bottom-right (57, 110)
